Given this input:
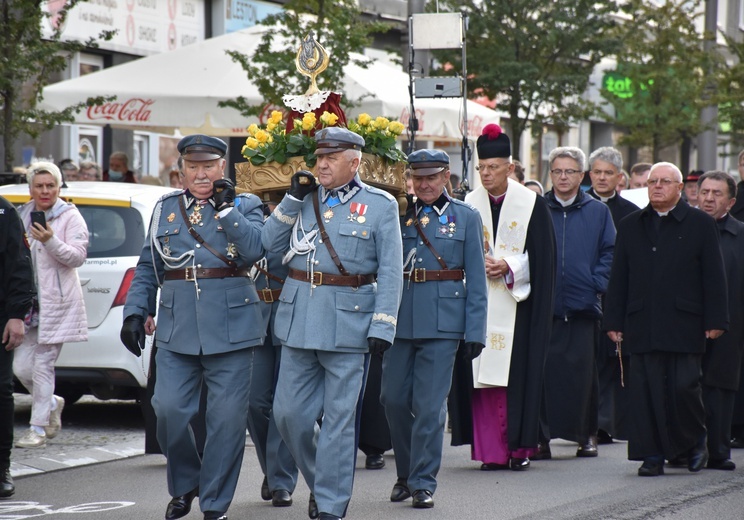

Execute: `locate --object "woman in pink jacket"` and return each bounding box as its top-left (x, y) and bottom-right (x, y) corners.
top-left (13, 162), bottom-right (89, 448)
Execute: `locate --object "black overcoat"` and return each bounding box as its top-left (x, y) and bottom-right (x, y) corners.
top-left (702, 215), bottom-right (744, 391)
top-left (603, 200), bottom-right (729, 353)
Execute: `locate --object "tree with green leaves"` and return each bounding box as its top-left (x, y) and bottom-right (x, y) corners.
top-left (718, 33), bottom-right (744, 153)
top-left (0, 0), bottom-right (113, 171)
top-left (220, 0), bottom-right (389, 118)
top-left (600, 0), bottom-right (722, 165)
top-left (432, 0), bottom-right (621, 161)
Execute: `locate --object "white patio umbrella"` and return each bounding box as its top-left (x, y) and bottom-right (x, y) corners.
top-left (40, 24), bottom-right (500, 139)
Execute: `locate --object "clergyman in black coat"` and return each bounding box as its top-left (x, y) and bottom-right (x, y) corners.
top-left (604, 162), bottom-right (729, 477)
top-left (697, 171), bottom-right (744, 470)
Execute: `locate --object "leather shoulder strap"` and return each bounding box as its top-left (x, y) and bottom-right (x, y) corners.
top-left (178, 196), bottom-right (236, 267)
top-left (312, 191), bottom-right (349, 276)
top-left (413, 217), bottom-right (449, 270)
top-left (253, 263), bottom-right (285, 284)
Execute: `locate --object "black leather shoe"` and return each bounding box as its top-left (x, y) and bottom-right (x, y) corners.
top-left (638, 459), bottom-right (664, 477)
top-left (707, 458), bottom-right (735, 470)
top-left (509, 458), bottom-right (530, 471)
top-left (165, 487), bottom-right (199, 520)
top-left (596, 429), bottom-right (614, 445)
top-left (480, 462), bottom-right (508, 470)
top-left (260, 476), bottom-right (271, 501)
top-left (0, 468), bottom-right (14, 498)
top-left (365, 453), bottom-right (385, 469)
top-left (390, 477), bottom-right (411, 502)
top-left (731, 437), bottom-right (744, 449)
top-left (688, 443), bottom-right (708, 472)
top-left (318, 514), bottom-right (341, 520)
top-left (272, 489), bottom-right (293, 507)
top-left (203, 512), bottom-right (227, 520)
top-left (308, 493), bottom-right (319, 519)
top-left (576, 436), bottom-right (598, 458)
top-left (411, 489), bottom-right (434, 509)
top-left (533, 441), bottom-right (551, 460)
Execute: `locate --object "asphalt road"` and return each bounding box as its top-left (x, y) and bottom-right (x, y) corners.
top-left (8, 395), bottom-right (744, 519)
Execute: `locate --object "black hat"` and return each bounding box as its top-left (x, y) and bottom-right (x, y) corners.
top-left (477, 124), bottom-right (511, 159)
top-left (686, 170), bottom-right (704, 183)
top-left (178, 134), bottom-right (227, 161)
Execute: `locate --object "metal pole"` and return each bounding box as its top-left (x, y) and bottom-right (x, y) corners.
top-left (460, 12), bottom-right (470, 182)
top-left (698, 0), bottom-right (718, 171)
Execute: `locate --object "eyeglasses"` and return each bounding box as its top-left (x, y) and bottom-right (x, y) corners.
top-left (647, 178), bottom-right (678, 187)
top-left (550, 169), bottom-right (582, 176)
top-left (590, 169), bottom-right (617, 177)
top-left (476, 162), bottom-right (508, 173)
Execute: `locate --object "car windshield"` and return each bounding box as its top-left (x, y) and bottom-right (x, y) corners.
top-left (77, 205), bottom-right (145, 258)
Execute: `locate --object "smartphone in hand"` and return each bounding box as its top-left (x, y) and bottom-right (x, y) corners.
top-left (30, 211), bottom-right (46, 229)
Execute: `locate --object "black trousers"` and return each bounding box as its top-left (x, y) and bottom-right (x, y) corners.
top-left (703, 384), bottom-right (735, 460)
top-left (0, 328), bottom-right (12, 470)
top-left (358, 353), bottom-right (392, 456)
top-left (627, 352), bottom-right (705, 461)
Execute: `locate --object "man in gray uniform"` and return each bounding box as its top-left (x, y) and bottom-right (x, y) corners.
top-left (263, 127), bottom-right (403, 520)
top-left (121, 134), bottom-right (265, 520)
top-left (381, 149), bottom-right (487, 509)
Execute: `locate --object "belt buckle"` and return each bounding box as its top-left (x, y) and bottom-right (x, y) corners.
top-left (261, 287), bottom-right (275, 303)
top-left (185, 267), bottom-right (196, 281)
top-left (413, 268), bottom-right (426, 283)
top-left (312, 272), bottom-right (324, 286)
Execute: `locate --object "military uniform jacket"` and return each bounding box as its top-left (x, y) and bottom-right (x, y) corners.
top-left (604, 200), bottom-right (729, 354)
top-left (262, 176), bottom-right (403, 351)
top-left (124, 190), bottom-right (266, 355)
top-left (396, 193), bottom-right (487, 343)
top-left (254, 249), bottom-right (288, 347)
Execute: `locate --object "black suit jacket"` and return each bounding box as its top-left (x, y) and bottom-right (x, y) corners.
top-left (703, 215), bottom-right (744, 390)
top-left (604, 200), bottom-right (729, 354)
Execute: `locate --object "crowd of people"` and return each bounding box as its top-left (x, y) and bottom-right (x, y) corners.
top-left (3, 124), bottom-right (743, 519)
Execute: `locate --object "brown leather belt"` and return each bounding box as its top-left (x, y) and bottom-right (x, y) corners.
top-left (403, 268), bottom-right (465, 283)
top-left (258, 288), bottom-right (283, 303)
top-left (164, 266), bottom-right (251, 281)
top-left (287, 268), bottom-right (376, 287)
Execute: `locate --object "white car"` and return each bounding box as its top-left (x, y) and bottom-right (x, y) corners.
top-left (0, 181), bottom-right (178, 403)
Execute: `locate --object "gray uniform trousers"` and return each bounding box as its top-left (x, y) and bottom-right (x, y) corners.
top-left (247, 335), bottom-right (298, 492)
top-left (381, 337), bottom-right (459, 493)
top-left (153, 347), bottom-right (253, 513)
top-left (274, 346), bottom-right (366, 518)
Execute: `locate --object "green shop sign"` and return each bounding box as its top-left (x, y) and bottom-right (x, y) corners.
top-left (603, 72), bottom-right (653, 99)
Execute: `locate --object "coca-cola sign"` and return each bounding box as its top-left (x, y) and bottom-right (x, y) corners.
top-left (86, 98), bottom-right (154, 123)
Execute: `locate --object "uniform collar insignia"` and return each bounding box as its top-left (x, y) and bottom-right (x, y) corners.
top-left (183, 191), bottom-right (216, 209)
top-left (322, 177), bottom-right (361, 204)
top-left (415, 192), bottom-right (450, 216)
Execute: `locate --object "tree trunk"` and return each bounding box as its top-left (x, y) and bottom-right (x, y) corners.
top-left (680, 134), bottom-right (691, 175)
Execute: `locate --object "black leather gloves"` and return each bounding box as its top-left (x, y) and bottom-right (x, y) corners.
top-left (213, 179), bottom-right (236, 211)
top-left (120, 315), bottom-right (145, 357)
top-left (289, 170), bottom-right (317, 200)
top-left (368, 337), bottom-right (392, 357)
top-left (460, 341), bottom-right (485, 361)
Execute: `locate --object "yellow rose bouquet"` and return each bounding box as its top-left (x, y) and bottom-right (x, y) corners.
top-left (241, 111), bottom-right (407, 168)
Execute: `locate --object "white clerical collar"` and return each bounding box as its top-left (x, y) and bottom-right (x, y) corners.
top-left (556, 194), bottom-right (577, 207)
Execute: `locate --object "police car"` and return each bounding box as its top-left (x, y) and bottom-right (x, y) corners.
top-left (0, 181), bottom-right (177, 404)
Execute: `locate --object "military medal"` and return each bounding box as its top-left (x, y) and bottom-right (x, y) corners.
top-left (439, 226), bottom-right (448, 235)
top-left (163, 245), bottom-right (172, 256)
top-left (420, 214), bottom-right (430, 227)
top-left (167, 213), bottom-right (176, 223)
top-left (405, 218), bottom-right (414, 227)
top-left (189, 205), bottom-right (203, 225)
top-left (226, 243), bottom-right (237, 259)
top-left (348, 202), bottom-right (369, 223)
top-left (323, 209), bottom-right (334, 222)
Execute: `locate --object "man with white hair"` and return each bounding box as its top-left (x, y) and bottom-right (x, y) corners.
top-left (604, 162), bottom-right (728, 477)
